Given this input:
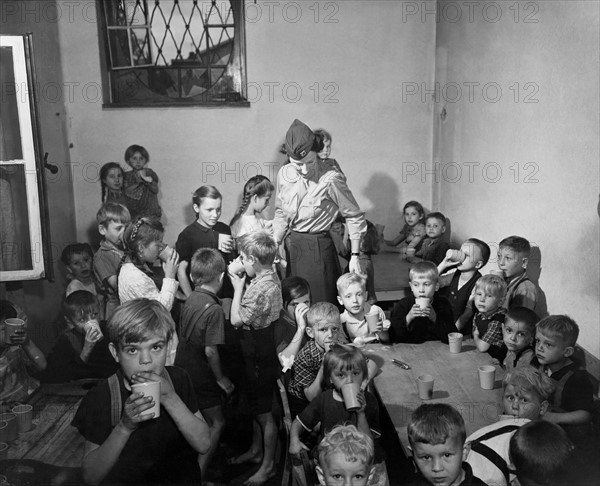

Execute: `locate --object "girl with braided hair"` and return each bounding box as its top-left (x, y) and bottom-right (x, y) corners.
top-left (99, 162), bottom-right (130, 210)
top-left (230, 175), bottom-right (275, 240)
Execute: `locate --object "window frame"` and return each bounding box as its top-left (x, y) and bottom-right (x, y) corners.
top-left (97, 0), bottom-right (249, 108)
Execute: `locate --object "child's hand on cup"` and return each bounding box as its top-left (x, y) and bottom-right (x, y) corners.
top-left (84, 325), bottom-right (102, 344)
top-left (228, 268), bottom-right (246, 291)
top-left (8, 328), bottom-right (29, 346)
top-left (134, 370), bottom-right (174, 402)
top-left (121, 391), bottom-right (156, 430)
top-left (355, 389), bottom-right (367, 414)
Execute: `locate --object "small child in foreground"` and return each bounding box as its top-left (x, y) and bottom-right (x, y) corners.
top-left (41, 291), bottom-right (117, 383)
top-left (471, 274), bottom-right (508, 362)
top-left (466, 366), bottom-right (555, 486)
top-left (496, 236), bottom-right (538, 311)
top-left (509, 421), bottom-right (573, 486)
top-left (407, 403), bottom-right (486, 485)
top-left (316, 424), bottom-right (375, 486)
top-left (72, 298), bottom-right (210, 485)
top-left (337, 273), bottom-right (390, 344)
top-left (389, 261), bottom-right (456, 344)
top-left (502, 307), bottom-right (538, 371)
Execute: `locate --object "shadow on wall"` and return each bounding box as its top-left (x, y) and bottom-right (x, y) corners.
top-left (360, 172), bottom-right (402, 237)
top-left (527, 246), bottom-right (548, 318)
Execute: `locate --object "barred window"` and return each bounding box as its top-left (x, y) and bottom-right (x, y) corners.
top-left (98, 0), bottom-right (248, 106)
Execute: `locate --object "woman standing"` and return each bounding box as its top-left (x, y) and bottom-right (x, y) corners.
top-left (273, 119), bottom-right (366, 305)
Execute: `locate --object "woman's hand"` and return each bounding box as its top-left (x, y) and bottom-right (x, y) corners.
top-left (349, 255), bottom-right (361, 274)
top-left (163, 249), bottom-right (180, 279)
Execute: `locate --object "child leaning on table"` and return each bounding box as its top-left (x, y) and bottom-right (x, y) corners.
top-left (437, 238), bottom-right (490, 335)
top-left (316, 424), bottom-right (375, 486)
top-left (40, 291), bottom-right (117, 383)
top-left (0, 300), bottom-right (46, 407)
top-left (72, 298), bottom-right (210, 486)
top-left (502, 307), bottom-right (538, 372)
top-left (389, 261), bottom-right (457, 344)
top-left (465, 366), bottom-right (555, 486)
top-left (337, 272), bottom-right (390, 344)
top-left (407, 403), bottom-right (486, 485)
top-left (472, 274), bottom-right (508, 362)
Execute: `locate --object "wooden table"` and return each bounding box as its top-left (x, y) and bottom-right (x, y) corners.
top-left (366, 341), bottom-right (504, 452)
top-left (3, 383), bottom-right (89, 467)
top-left (372, 251), bottom-right (412, 302)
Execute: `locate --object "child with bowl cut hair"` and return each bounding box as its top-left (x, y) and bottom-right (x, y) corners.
top-left (407, 403), bottom-right (486, 485)
top-left (72, 298), bottom-right (210, 486)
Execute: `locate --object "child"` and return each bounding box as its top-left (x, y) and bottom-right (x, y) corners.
top-left (0, 300), bottom-right (46, 406)
top-left (437, 238), bottom-right (490, 334)
top-left (122, 144), bottom-right (162, 220)
top-left (389, 261), bottom-right (456, 344)
top-left (502, 307), bottom-right (538, 371)
top-left (174, 248), bottom-right (234, 479)
top-left (274, 276), bottom-right (311, 371)
top-left (71, 298), bottom-right (210, 485)
top-left (337, 273), bottom-right (390, 343)
top-left (99, 162), bottom-right (129, 209)
top-left (384, 200), bottom-right (426, 258)
top-left (93, 202), bottom-right (131, 320)
top-left (290, 344), bottom-right (387, 485)
top-left (509, 421), bottom-right (573, 486)
top-left (407, 403), bottom-right (486, 485)
top-left (466, 366), bottom-right (555, 486)
top-left (497, 236), bottom-right (538, 311)
top-left (408, 212), bottom-right (449, 265)
top-left (41, 291), bottom-right (117, 383)
top-left (316, 424), bottom-right (375, 486)
top-left (534, 316), bottom-right (594, 436)
top-left (287, 302), bottom-right (342, 417)
top-left (118, 217), bottom-right (179, 313)
top-left (61, 243), bottom-right (99, 297)
top-left (230, 175), bottom-right (275, 239)
top-left (314, 128), bottom-right (343, 174)
top-left (176, 185), bottom-right (234, 298)
top-left (227, 230), bottom-right (282, 485)
top-left (471, 274), bottom-right (508, 362)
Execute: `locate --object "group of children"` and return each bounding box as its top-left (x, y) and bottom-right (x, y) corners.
top-left (1, 134), bottom-right (596, 486)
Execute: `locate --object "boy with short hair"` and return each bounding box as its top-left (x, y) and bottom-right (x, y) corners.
top-left (228, 230), bottom-right (282, 485)
top-left (389, 261), bottom-right (456, 343)
top-left (534, 315), bottom-right (594, 432)
top-left (337, 272), bottom-right (390, 343)
top-left (466, 366), bottom-right (555, 486)
top-left (438, 238), bottom-right (490, 334)
top-left (509, 421), bottom-right (573, 486)
top-left (40, 291), bottom-right (117, 383)
top-left (502, 307), bottom-right (538, 371)
top-left (61, 242), bottom-right (100, 297)
top-left (316, 424), bottom-right (375, 486)
top-left (472, 274), bottom-right (508, 361)
top-left (408, 212), bottom-right (449, 265)
top-left (93, 202), bottom-right (131, 319)
top-left (174, 248), bottom-right (234, 479)
top-left (287, 302), bottom-right (342, 417)
top-left (407, 403), bottom-right (486, 485)
top-left (497, 236), bottom-right (538, 311)
top-left (72, 298), bottom-right (210, 485)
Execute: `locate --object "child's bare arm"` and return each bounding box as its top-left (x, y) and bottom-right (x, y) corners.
top-left (134, 371), bottom-right (210, 454)
top-left (22, 338), bottom-right (47, 371)
top-left (205, 345), bottom-right (234, 395)
top-left (543, 409), bottom-right (592, 426)
top-left (82, 391), bottom-right (156, 485)
top-left (228, 270), bottom-right (246, 328)
top-left (472, 326), bottom-right (491, 352)
top-left (366, 359), bottom-right (379, 384)
top-left (177, 262), bottom-right (193, 298)
top-left (289, 418), bottom-right (309, 454)
top-left (355, 391), bottom-right (374, 440)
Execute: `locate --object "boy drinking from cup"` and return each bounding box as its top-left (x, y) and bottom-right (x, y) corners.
top-left (389, 261), bottom-right (457, 343)
top-left (337, 273), bottom-right (390, 344)
top-left (72, 299), bottom-right (210, 486)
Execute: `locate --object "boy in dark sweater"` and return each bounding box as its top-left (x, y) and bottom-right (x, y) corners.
top-left (389, 261), bottom-right (457, 343)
